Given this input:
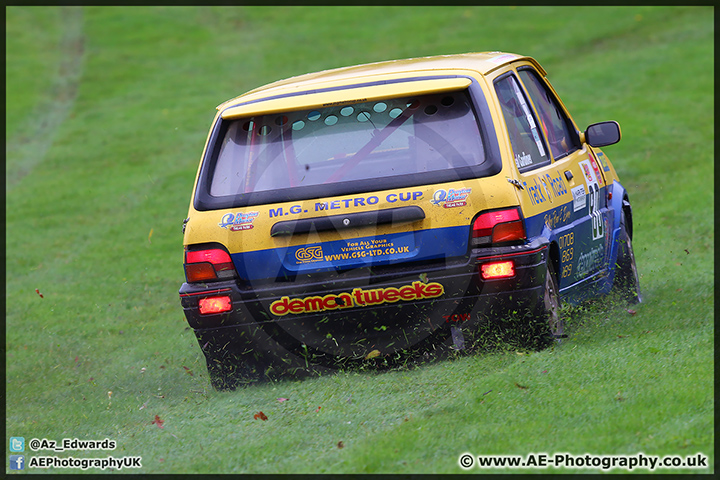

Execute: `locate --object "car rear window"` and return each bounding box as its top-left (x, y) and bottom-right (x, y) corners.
top-left (195, 87), bottom-right (501, 209)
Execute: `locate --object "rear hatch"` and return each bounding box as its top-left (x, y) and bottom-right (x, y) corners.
top-left (193, 75), bottom-right (514, 273)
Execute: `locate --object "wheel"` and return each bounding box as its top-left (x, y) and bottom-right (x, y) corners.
top-left (508, 259), bottom-right (564, 351)
top-left (613, 208), bottom-right (642, 304)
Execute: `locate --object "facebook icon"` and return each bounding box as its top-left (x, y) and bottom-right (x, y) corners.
top-left (10, 455), bottom-right (25, 470)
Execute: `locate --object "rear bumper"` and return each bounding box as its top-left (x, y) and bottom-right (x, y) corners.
top-left (180, 238), bottom-right (549, 363)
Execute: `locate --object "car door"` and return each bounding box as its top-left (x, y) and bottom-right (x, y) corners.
top-left (494, 66), bottom-right (612, 297)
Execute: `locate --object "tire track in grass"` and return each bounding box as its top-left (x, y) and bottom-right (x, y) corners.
top-left (6, 7), bottom-right (85, 190)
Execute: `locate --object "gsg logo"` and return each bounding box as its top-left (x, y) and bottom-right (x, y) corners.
top-left (295, 246), bottom-right (323, 263)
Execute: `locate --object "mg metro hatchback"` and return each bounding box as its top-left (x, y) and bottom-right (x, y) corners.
top-left (179, 52), bottom-right (641, 389)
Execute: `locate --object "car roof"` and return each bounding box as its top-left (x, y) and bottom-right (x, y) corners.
top-left (217, 51), bottom-right (545, 111)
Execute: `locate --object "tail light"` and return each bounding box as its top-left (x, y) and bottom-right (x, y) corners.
top-left (198, 295), bottom-right (232, 315)
top-left (480, 260), bottom-right (515, 279)
top-left (472, 208), bottom-right (526, 246)
top-left (184, 247), bottom-right (236, 283)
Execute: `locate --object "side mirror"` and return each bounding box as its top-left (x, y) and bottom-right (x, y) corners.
top-left (585, 121), bottom-right (621, 147)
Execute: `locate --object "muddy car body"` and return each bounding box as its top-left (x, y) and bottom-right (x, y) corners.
top-left (179, 52), bottom-right (641, 389)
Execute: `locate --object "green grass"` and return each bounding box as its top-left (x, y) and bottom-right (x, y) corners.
top-left (5, 6), bottom-right (713, 474)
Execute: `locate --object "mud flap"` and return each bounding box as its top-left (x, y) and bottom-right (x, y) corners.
top-left (450, 325), bottom-right (466, 350)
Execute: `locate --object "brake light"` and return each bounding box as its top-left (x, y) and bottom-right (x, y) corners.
top-left (198, 295), bottom-right (232, 315)
top-left (480, 260), bottom-right (515, 279)
top-left (186, 249), bottom-right (232, 265)
top-left (184, 247), bottom-right (236, 283)
top-left (472, 208), bottom-right (526, 245)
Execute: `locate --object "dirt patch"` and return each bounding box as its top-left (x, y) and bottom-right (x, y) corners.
top-left (6, 7), bottom-right (85, 189)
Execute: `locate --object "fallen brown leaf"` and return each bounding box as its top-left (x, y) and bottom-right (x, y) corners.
top-left (152, 414), bottom-right (164, 429)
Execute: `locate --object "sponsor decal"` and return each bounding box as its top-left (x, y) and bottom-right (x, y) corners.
top-left (431, 188), bottom-right (471, 208)
top-left (309, 191), bottom-right (423, 215)
top-left (523, 170), bottom-right (566, 206)
top-left (291, 238), bottom-right (413, 265)
top-left (544, 170), bottom-right (568, 198)
top-left (572, 185), bottom-right (586, 212)
top-left (269, 281), bottom-right (444, 316)
top-left (589, 152), bottom-right (603, 183)
top-left (326, 238), bottom-right (411, 261)
top-left (269, 191), bottom-right (426, 219)
top-left (524, 178), bottom-right (548, 205)
top-left (295, 246), bottom-right (324, 263)
top-left (322, 98), bottom-right (368, 108)
top-left (270, 204), bottom-right (307, 218)
top-left (575, 244), bottom-right (605, 280)
top-left (540, 178), bottom-right (553, 204)
top-left (544, 205), bottom-right (572, 229)
top-left (579, 160), bottom-right (599, 187)
top-left (443, 313), bottom-right (470, 323)
top-left (515, 151), bottom-right (533, 169)
top-left (219, 211), bottom-right (259, 231)
top-left (596, 151), bottom-right (611, 172)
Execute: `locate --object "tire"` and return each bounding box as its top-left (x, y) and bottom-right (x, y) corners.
top-left (510, 259), bottom-right (563, 351)
top-left (543, 259), bottom-right (564, 342)
top-left (613, 208), bottom-right (642, 304)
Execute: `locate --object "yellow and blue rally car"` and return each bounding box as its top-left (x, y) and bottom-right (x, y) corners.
top-left (179, 52), bottom-right (641, 389)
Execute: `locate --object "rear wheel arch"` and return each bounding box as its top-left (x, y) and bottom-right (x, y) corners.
top-left (621, 195), bottom-right (633, 240)
top-left (548, 240), bottom-right (561, 284)
top-left (613, 198), bottom-right (642, 304)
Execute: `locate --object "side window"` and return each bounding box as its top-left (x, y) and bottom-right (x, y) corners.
top-left (518, 68), bottom-right (577, 160)
top-left (494, 74), bottom-right (549, 171)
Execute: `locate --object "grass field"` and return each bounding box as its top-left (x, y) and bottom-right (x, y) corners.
top-left (5, 6), bottom-right (713, 474)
